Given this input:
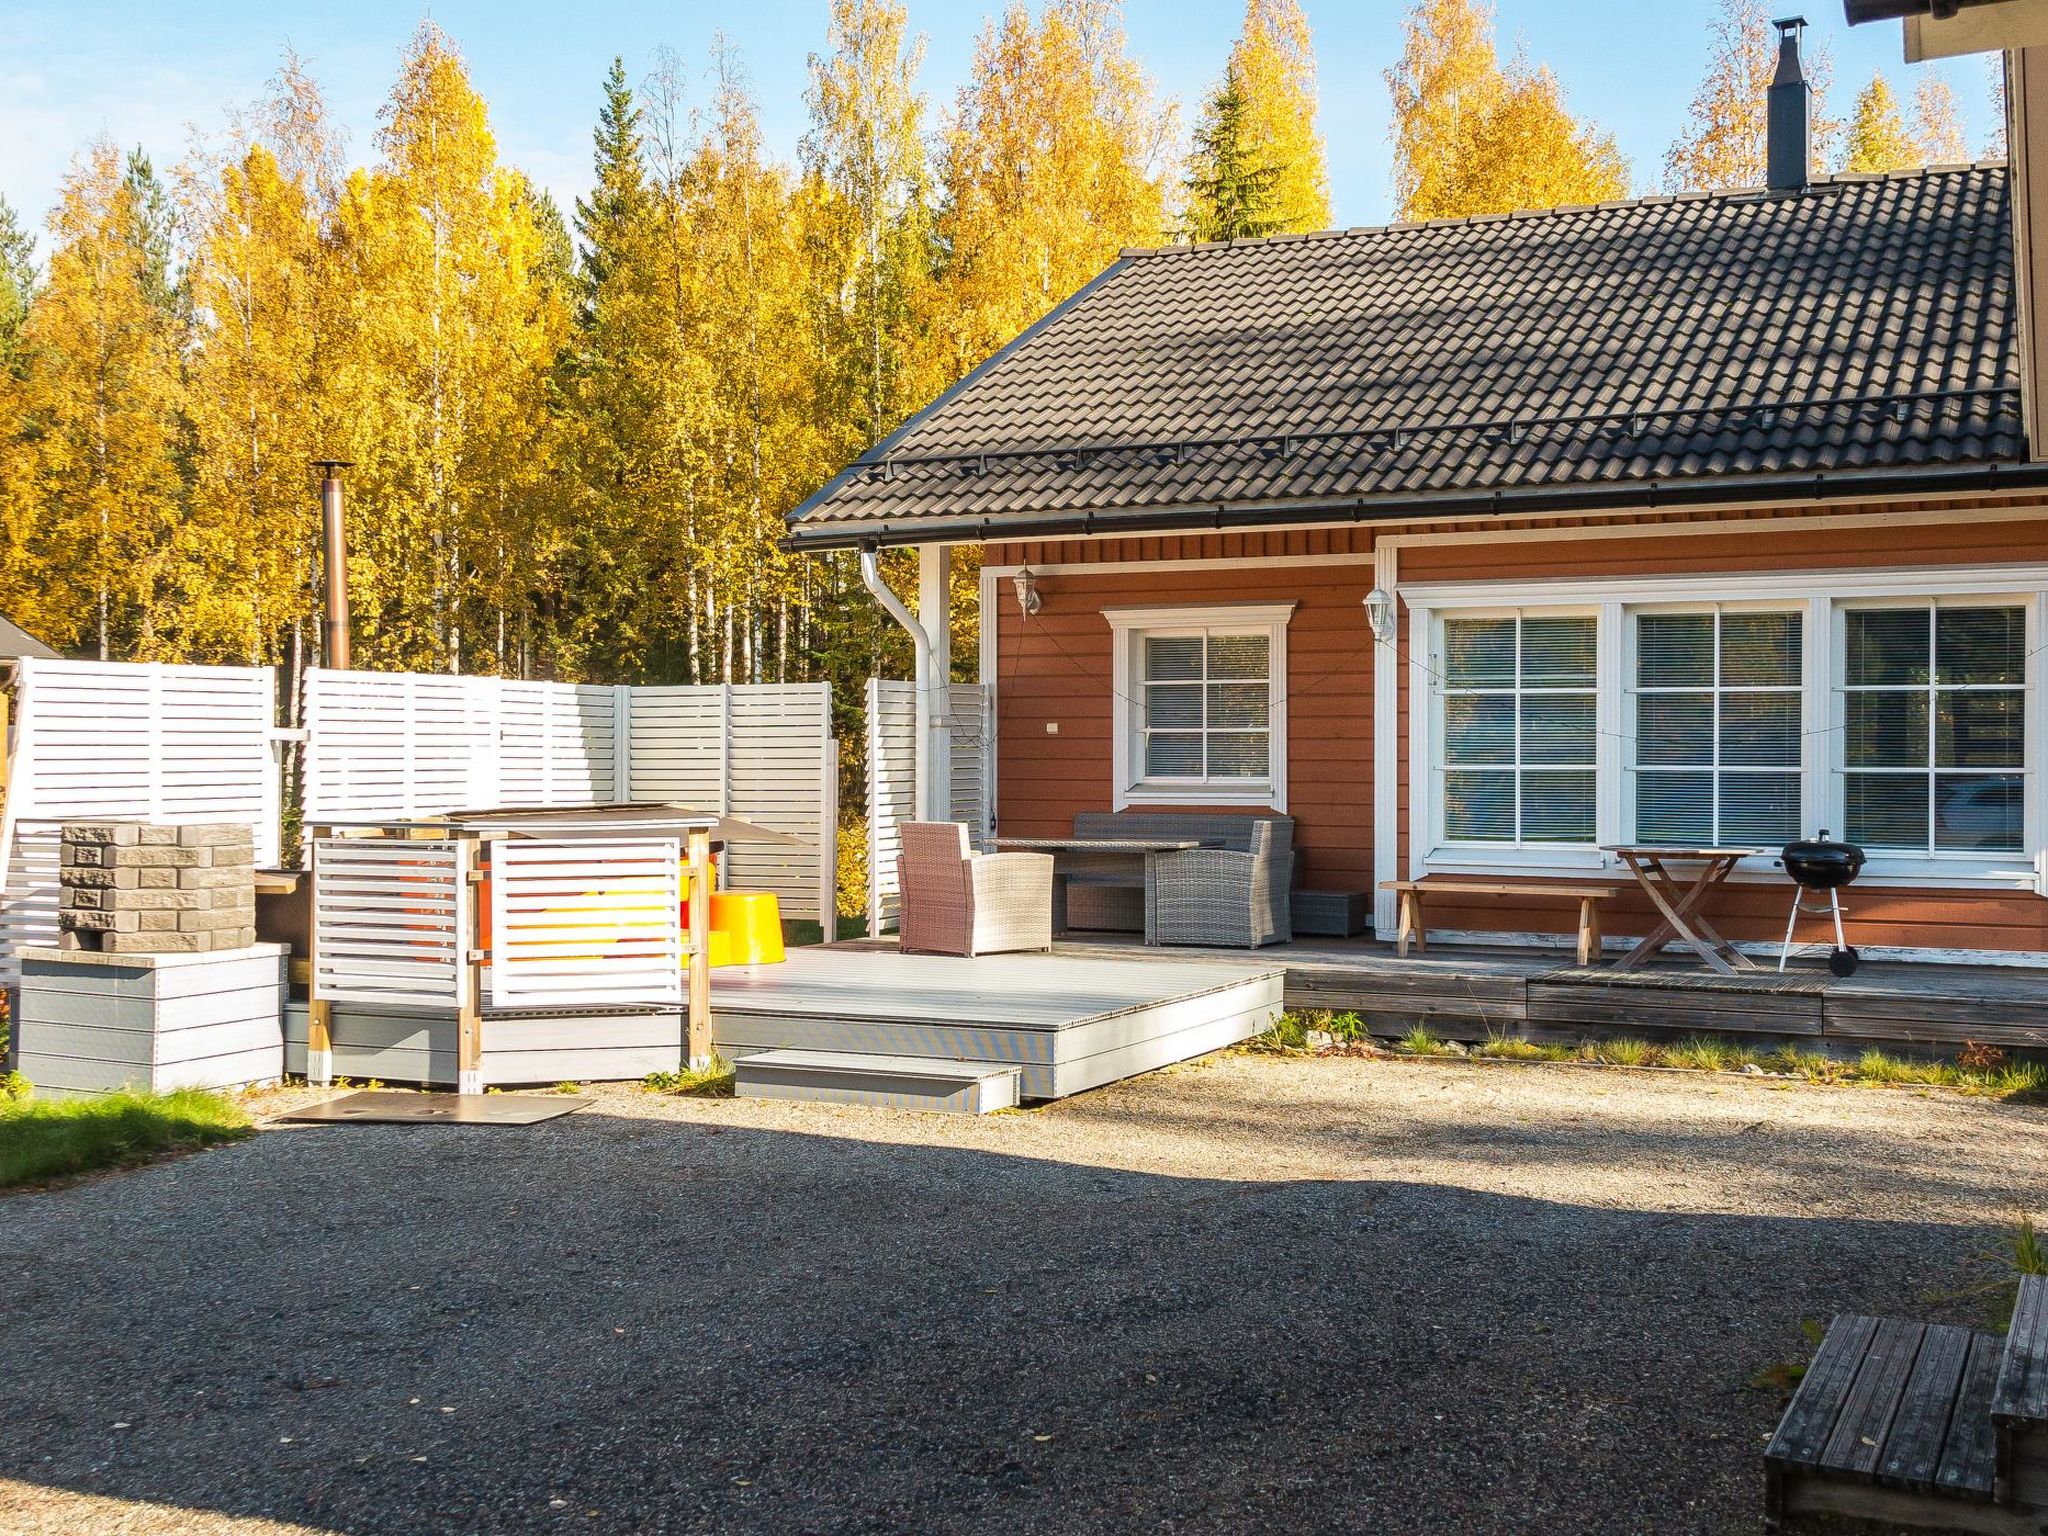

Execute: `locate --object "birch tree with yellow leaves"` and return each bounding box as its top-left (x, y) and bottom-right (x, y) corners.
top-left (323, 23), bottom-right (569, 673)
top-left (174, 60), bottom-right (339, 669)
top-left (6, 141), bottom-right (186, 658)
top-left (929, 0), bottom-right (1174, 379)
top-left (1387, 0), bottom-right (1627, 222)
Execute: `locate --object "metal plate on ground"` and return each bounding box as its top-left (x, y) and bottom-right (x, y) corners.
top-left (278, 1091), bottom-right (593, 1126)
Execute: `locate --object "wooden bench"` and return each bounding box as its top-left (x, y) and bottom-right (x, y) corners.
top-left (1377, 880), bottom-right (1622, 967)
top-left (1764, 1273), bottom-right (2048, 1533)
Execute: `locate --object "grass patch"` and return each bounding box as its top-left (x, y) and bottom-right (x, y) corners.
top-left (1588, 1037), bottom-right (1657, 1068)
top-left (1474, 1036), bottom-right (1552, 1061)
top-left (642, 1059), bottom-right (736, 1097)
top-left (0, 1087), bottom-right (250, 1189)
top-left (1394, 1025), bottom-right (1460, 1057)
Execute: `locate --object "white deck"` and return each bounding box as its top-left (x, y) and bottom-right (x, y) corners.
top-left (711, 947), bottom-right (1283, 1100)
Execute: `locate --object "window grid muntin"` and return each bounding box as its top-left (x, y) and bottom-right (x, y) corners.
top-left (1631, 608), bottom-right (1803, 847)
top-left (1439, 613), bottom-right (1597, 846)
top-left (1840, 603), bottom-right (2027, 855)
top-left (1137, 627), bottom-right (1273, 786)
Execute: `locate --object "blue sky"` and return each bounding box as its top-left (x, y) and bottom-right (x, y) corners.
top-left (0, 1), bottom-right (2007, 254)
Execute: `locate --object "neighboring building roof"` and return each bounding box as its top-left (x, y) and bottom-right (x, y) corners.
top-left (787, 164), bottom-right (2034, 550)
top-left (0, 615), bottom-right (59, 661)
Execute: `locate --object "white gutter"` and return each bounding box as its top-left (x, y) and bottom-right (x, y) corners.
top-left (859, 547), bottom-right (934, 824)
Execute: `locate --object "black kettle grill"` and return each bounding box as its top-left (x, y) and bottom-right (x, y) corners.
top-left (1774, 831), bottom-right (1867, 975)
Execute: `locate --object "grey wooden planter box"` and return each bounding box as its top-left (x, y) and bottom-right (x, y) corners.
top-left (17, 943), bottom-right (287, 1096)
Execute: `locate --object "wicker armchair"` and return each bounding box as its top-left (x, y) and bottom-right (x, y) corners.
top-left (1144, 818), bottom-right (1294, 949)
top-left (896, 822), bottom-right (1054, 957)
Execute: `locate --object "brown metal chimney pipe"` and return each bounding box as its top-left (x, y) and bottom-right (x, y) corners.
top-left (314, 460), bottom-right (353, 671)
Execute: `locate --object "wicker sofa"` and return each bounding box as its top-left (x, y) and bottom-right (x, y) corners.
top-left (896, 822), bottom-right (1055, 957)
top-left (1066, 811), bottom-right (1294, 948)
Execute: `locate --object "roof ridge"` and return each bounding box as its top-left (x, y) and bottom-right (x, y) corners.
top-left (1117, 160), bottom-right (2006, 260)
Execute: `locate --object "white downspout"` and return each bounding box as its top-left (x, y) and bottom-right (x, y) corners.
top-left (860, 547), bottom-right (934, 825)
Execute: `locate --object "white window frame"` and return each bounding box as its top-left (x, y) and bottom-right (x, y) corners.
top-left (1103, 602), bottom-right (1294, 810)
top-left (1623, 602), bottom-right (1808, 851)
top-left (1403, 564), bottom-right (2048, 889)
top-left (1831, 594), bottom-right (2039, 878)
top-left (1428, 606), bottom-right (1602, 860)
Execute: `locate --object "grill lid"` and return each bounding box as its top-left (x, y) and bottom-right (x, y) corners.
top-left (1777, 829), bottom-right (1866, 889)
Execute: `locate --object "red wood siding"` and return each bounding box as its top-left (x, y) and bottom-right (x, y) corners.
top-left (986, 499), bottom-right (2048, 955)
top-left (990, 559), bottom-right (1373, 887)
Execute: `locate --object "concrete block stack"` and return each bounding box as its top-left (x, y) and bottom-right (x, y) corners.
top-left (58, 823), bottom-right (258, 954)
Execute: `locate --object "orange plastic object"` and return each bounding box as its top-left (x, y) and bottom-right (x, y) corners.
top-left (707, 891), bottom-right (784, 967)
top-left (679, 852), bottom-right (720, 930)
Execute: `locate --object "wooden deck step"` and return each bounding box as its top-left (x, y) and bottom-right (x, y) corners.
top-left (732, 1049), bottom-right (1022, 1115)
top-left (1766, 1313), bottom-right (2012, 1532)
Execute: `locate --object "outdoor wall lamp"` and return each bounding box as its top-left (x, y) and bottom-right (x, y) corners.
top-left (1364, 586), bottom-right (1396, 642)
top-left (1014, 567), bottom-right (1042, 617)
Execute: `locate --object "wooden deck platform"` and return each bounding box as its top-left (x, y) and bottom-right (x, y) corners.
top-left (1012, 935), bottom-right (2048, 1056)
top-left (711, 947), bottom-right (1284, 1100)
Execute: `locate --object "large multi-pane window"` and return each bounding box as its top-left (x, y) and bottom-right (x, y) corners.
top-left (1439, 614), bottom-right (1597, 844)
top-left (1631, 610), bottom-right (1803, 846)
top-left (1138, 630), bottom-right (1274, 784)
top-left (1842, 604), bottom-right (2026, 853)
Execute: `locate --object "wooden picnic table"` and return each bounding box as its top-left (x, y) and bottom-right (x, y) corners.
top-left (1602, 844), bottom-right (1762, 975)
top-left (989, 836), bottom-right (1211, 937)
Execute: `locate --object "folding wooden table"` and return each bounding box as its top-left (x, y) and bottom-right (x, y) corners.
top-left (1602, 845), bottom-right (1762, 975)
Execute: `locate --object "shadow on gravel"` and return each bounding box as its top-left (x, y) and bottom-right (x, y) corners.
top-left (0, 1108), bottom-right (2010, 1536)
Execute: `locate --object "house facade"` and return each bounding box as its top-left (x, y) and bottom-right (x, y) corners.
top-left (789, 159), bottom-right (2048, 965)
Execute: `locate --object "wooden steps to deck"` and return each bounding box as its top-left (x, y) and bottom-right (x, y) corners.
top-left (733, 1050), bottom-right (1022, 1115)
top-left (1765, 1275), bottom-right (2048, 1533)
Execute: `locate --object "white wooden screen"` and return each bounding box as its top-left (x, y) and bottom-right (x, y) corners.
top-left (866, 679), bottom-right (917, 936)
top-left (486, 837), bottom-right (682, 1008)
top-left (310, 837), bottom-right (468, 1010)
top-left (302, 670), bottom-right (614, 820)
top-left (1, 659), bottom-right (279, 985)
top-left (865, 680), bottom-right (988, 935)
top-left (622, 683), bottom-right (837, 925)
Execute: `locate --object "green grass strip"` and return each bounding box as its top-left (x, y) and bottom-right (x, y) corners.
top-left (0, 1088), bottom-right (251, 1189)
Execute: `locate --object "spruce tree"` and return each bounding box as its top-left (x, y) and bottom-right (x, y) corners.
top-left (1186, 68), bottom-right (1281, 241)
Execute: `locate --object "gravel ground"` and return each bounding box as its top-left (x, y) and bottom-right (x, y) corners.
top-left (0, 1054), bottom-right (2040, 1536)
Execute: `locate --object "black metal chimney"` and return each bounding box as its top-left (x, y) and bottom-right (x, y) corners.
top-left (1768, 16), bottom-right (1811, 192)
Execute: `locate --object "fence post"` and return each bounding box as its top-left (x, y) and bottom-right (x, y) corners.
top-left (612, 685), bottom-right (633, 805)
top-left (686, 827), bottom-right (713, 1069)
top-left (819, 729), bottom-right (838, 944)
top-left (456, 837), bottom-right (484, 1095)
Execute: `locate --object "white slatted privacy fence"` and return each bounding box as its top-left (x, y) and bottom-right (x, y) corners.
top-left (487, 838), bottom-right (682, 1009)
top-left (0, 659), bottom-right (280, 985)
top-left (622, 683), bottom-right (836, 925)
top-left (865, 680), bottom-right (989, 935)
top-left (866, 679), bottom-right (916, 936)
top-left (302, 670), bottom-right (616, 820)
top-left (305, 672), bottom-right (837, 925)
top-left (310, 837), bottom-right (468, 1010)
top-left (496, 683), bottom-right (619, 807)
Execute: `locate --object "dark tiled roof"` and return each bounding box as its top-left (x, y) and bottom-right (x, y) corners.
top-left (787, 165), bottom-right (2027, 547)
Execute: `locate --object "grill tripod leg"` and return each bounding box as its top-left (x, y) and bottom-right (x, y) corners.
top-left (1830, 890), bottom-right (1848, 954)
top-left (1779, 893), bottom-right (1802, 973)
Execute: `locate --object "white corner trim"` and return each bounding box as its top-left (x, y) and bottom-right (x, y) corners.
top-left (1107, 601), bottom-right (1293, 813)
top-left (1372, 542), bottom-right (1401, 937)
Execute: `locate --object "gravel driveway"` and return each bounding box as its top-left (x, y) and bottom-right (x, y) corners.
top-left (0, 1054), bottom-right (2039, 1536)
